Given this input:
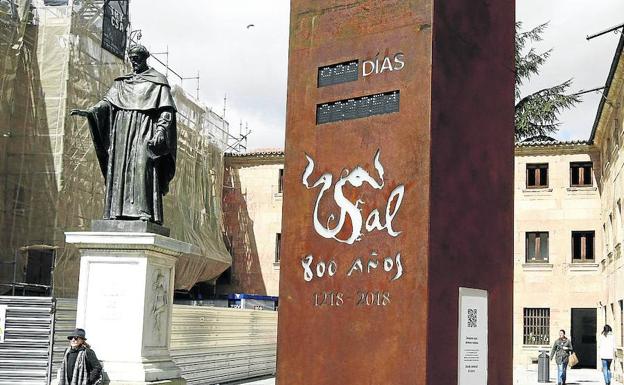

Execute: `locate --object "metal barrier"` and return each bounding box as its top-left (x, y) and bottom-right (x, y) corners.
top-left (0, 298), bottom-right (278, 385)
top-left (0, 296), bottom-right (55, 385)
top-left (170, 305), bottom-right (278, 385)
top-left (49, 299), bottom-right (77, 383)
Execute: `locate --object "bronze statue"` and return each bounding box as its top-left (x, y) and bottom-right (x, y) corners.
top-left (71, 45), bottom-right (176, 224)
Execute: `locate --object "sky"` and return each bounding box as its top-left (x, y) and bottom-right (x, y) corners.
top-left (516, 0), bottom-right (624, 142)
top-left (129, 1), bottom-right (624, 150)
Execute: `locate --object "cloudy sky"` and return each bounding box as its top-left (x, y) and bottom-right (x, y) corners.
top-left (129, 1), bottom-right (623, 150)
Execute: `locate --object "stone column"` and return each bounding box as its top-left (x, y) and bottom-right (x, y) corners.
top-left (66, 231), bottom-right (194, 385)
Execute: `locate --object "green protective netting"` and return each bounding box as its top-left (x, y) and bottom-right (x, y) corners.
top-left (0, 0), bottom-right (231, 297)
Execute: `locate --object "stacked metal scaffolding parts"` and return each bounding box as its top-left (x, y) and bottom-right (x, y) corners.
top-left (0, 0), bottom-right (231, 297)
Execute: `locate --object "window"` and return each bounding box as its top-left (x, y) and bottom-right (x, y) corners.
top-left (570, 162), bottom-right (592, 186)
top-left (618, 201), bottom-right (623, 241)
top-left (275, 233), bottom-right (281, 263)
top-left (572, 231), bottom-right (595, 262)
top-left (526, 164), bottom-right (548, 188)
top-left (610, 214), bottom-right (615, 247)
top-left (619, 300), bottom-right (623, 346)
top-left (523, 308), bottom-right (550, 345)
top-left (526, 232), bottom-right (549, 262)
top-left (278, 168), bottom-right (284, 193)
top-left (25, 248), bottom-right (54, 286)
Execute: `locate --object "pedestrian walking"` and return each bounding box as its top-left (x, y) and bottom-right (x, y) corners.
top-left (550, 329), bottom-right (573, 385)
top-left (599, 324), bottom-right (616, 385)
top-left (57, 328), bottom-right (102, 385)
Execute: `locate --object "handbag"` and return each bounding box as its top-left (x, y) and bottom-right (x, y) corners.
top-left (568, 352), bottom-right (579, 367)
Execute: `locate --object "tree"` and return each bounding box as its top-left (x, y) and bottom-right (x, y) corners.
top-left (515, 22), bottom-right (580, 141)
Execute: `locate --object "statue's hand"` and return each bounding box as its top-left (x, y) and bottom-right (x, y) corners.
top-left (70, 109), bottom-right (89, 117)
top-left (148, 130), bottom-right (168, 156)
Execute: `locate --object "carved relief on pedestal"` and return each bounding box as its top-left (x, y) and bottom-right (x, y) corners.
top-left (146, 265), bottom-right (170, 348)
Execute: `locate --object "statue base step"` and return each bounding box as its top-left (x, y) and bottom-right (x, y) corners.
top-left (91, 219), bottom-right (170, 237)
top-left (106, 379), bottom-right (186, 385)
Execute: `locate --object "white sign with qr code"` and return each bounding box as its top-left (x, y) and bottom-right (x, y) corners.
top-left (458, 287), bottom-right (488, 385)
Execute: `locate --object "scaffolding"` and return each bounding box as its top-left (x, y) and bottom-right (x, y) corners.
top-left (132, 40), bottom-right (251, 153)
top-left (0, 0), bottom-right (232, 296)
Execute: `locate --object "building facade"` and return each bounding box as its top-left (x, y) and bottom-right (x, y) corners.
top-left (512, 30), bottom-right (624, 375)
top-left (513, 138), bottom-right (602, 368)
top-left (218, 150), bottom-right (284, 297)
top-left (592, 30), bottom-right (624, 382)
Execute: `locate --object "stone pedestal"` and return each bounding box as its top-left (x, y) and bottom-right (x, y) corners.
top-left (66, 231), bottom-right (195, 385)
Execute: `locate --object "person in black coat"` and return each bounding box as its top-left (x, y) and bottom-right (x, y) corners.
top-left (58, 328), bottom-right (102, 385)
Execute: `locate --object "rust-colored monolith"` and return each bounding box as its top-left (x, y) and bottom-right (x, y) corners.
top-left (277, 1), bottom-right (514, 384)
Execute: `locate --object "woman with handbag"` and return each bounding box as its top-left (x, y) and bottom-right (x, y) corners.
top-left (599, 324), bottom-right (616, 385)
top-left (550, 329), bottom-right (574, 385)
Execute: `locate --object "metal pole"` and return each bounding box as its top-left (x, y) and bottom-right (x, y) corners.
top-left (46, 297), bottom-right (57, 385)
top-left (12, 249), bottom-right (17, 296)
top-left (49, 249), bottom-right (56, 297)
top-left (587, 23), bottom-right (624, 40)
top-left (573, 86), bottom-right (606, 96)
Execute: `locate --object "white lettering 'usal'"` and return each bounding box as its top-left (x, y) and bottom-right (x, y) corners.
top-left (302, 150), bottom-right (405, 244)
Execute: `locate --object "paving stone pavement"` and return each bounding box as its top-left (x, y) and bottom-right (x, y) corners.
top-left (514, 366), bottom-right (620, 385)
top-left (226, 367), bottom-right (620, 385)
top-left (221, 376), bottom-right (275, 385)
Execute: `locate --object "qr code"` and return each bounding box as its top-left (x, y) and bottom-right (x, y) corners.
top-left (467, 308), bottom-right (477, 328)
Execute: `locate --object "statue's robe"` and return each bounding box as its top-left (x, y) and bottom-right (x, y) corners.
top-left (85, 67), bottom-right (177, 224)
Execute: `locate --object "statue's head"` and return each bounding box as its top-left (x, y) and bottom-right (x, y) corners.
top-left (128, 44), bottom-right (150, 73)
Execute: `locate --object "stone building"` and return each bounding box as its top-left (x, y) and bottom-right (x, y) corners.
top-left (591, 29), bottom-right (624, 381)
top-left (218, 150), bottom-right (284, 297)
top-left (512, 30), bottom-right (624, 374)
top-left (513, 137), bottom-right (602, 368)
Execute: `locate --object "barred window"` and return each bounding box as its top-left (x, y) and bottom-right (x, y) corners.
top-left (523, 308), bottom-right (550, 345)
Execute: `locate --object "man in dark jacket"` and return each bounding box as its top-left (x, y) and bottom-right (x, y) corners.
top-left (58, 328), bottom-right (102, 385)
